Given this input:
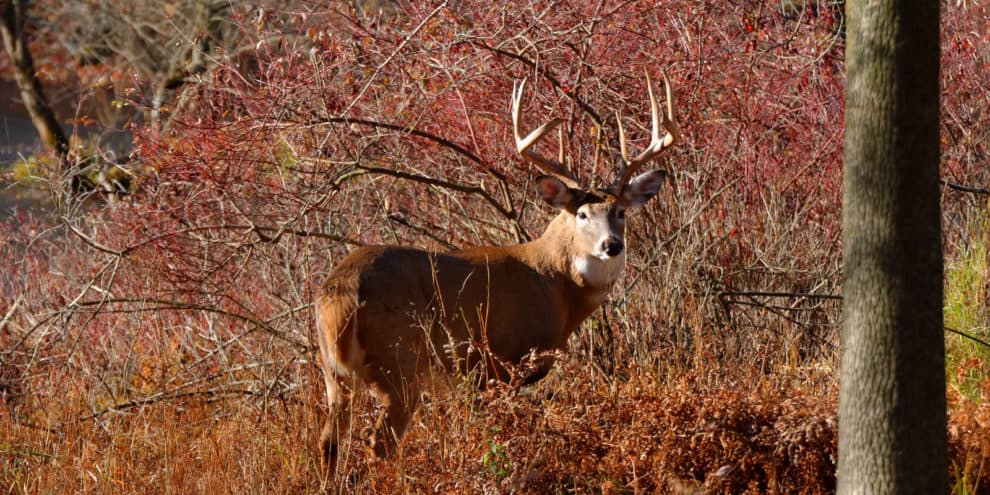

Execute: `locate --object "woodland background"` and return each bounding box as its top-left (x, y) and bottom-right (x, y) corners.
top-left (1, 1), bottom-right (988, 493)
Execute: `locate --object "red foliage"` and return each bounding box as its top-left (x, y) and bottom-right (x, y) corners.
top-left (136, 0), bottom-right (854, 305)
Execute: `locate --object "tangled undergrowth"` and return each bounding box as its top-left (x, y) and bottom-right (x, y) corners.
top-left (4, 347), bottom-right (990, 494)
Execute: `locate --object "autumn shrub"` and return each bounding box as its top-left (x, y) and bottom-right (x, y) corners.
top-left (136, 0), bottom-right (852, 368)
top-left (321, 361), bottom-right (838, 494)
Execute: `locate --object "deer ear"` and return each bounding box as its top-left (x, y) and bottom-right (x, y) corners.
top-left (622, 169), bottom-right (666, 208)
top-left (535, 175), bottom-right (576, 210)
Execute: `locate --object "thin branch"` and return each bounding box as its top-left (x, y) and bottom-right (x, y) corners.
top-left (724, 298), bottom-right (837, 314)
top-left (946, 326), bottom-right (990, 348)
top-left (0, 296), bottom-right (21, 333)
top-left (243, 224), bottom-right (364, 247)
top-left (468, 40), bottom-right (604, 125)
top-left (76, 387), bottom-right (292, 423)
top-left (341, 1), bottom-right (449, 116)
top-left (718, 290), bottom-right (843, 301)
top-left (349, 164), bottom-right (515, 220)
top-left (63, 220), bottom-right (124, 257)
top-left (65, 297), bottom-right (309, 350)
top-left (298, 117), bottom-right (485, 165)
top-left (387, 213), bottom-right (458, 250)
top-left (941, 179), bottom-right (990, 195)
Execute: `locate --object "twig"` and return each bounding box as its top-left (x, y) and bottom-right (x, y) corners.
top-left (940, 179), bottom-right (990, 195)
top-left (341, 1), bottom-right (449, 116)
top-left (63, 220), bottom-right (123, 256)
top-left (946, 327), bottom-right (990, 348)
top-left (388, 213), bottom-right (457, 250)
top-left (725, 298), bottom-right (838, 315)
top-left (75, 387), bottom-right (287, 423)
top-left (297, 116), bottom-right (484, 165)
top-left (352, 164), bottom-right (515, 220)
top-left (65, 297), bottom-right (309, 350)
top-left (235, 224), bottom-right (364, 247)
top-left (467, 41), bottom-right (604, 125)
top-left (0, 447), bottom-right (56, 460)
top-left (294, 120), bottom-right (521, 219)
top-left (718, 290), bottom-right (842, 301)
top-left (0, 296), bottom-right (21, 333)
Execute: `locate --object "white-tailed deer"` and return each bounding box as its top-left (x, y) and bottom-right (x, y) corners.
top-left (316, 73), bottom-right (678, 471)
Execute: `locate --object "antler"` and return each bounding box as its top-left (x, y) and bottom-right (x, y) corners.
top-left (512, 79), bottom-right (580, 188)
top-left (613, 71), bottom-right (678, 196)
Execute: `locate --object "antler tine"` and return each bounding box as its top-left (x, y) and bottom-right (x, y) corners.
top-left (511, 79), bottom-right (580, 188)
top-left (614, 70), bottom-right (679, 195)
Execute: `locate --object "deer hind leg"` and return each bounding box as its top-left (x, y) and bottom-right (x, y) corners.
top-left (364, 356), bottom-right (425, 459)
top-left (315, 291), bottom-right (362, 473)
top-left (368, 383), bottom-right (418, 459)
top-left (320, 370), bottom-right (356, 474)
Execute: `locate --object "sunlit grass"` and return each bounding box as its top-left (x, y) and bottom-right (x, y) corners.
top-left (945, 202), bottom-right (990, 402)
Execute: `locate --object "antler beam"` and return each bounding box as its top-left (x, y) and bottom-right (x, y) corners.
top-left (613, 71), bottom-right (679, 196)
top-left (511, 79), bottom-right (580, 189)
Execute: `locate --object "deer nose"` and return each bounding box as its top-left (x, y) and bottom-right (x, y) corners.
top-left (601, 237), bottom-right (624, 257)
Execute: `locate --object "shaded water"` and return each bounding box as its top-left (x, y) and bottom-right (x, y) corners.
top-left (1, 80), bottom-right (46, 158)
top-left (1, 80), bottom-right (51, 215)
top-left (0, 79), bottom-right (135, 215)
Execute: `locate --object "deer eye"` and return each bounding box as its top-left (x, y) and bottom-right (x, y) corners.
top-left (577, 211), bottom-right (588, 220)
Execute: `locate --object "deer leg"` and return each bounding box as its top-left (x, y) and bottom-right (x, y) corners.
top-left (367, 377), bottom-right (419, 459)
top-left (320, 372), bottom-right (355, 474)
top-left (363, 337), bottom-right (428, 459)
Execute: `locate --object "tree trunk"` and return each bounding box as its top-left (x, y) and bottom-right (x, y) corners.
top-left (0, 0), bottom-right (69, 159)
top-left (838, 0), bottom-right (947, 493)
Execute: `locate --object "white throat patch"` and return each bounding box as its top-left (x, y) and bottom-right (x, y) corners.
top-left (572, 253), bottom-right (625, 290)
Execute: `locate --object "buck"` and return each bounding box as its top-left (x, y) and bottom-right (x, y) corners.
top-left (316, 72), bottom-right (678, 470)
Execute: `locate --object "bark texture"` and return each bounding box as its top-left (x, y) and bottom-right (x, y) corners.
top-left (838, 0), bottom-right (947, 493)
top-left (0, 0), bottom-right (69, 158)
